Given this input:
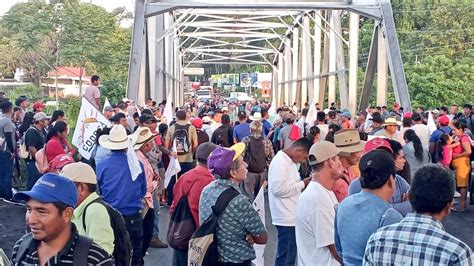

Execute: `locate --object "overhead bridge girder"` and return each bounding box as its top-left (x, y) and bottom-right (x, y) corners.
top-left (127, 0), bottom-right (411, 113)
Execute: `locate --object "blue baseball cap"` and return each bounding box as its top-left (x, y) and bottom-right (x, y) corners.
top-left (14, 174), bottom-right (78, 208)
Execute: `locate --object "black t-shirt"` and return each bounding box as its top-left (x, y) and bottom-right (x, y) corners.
top-left (24, 126), bottom-right (45, 161)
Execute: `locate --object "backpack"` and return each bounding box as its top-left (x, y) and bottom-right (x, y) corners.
top-left (173, 124), bottom-right (191, 155)
top-left (244, 136), bottom-right (267, 173)
top-left (35, 147), bottom-right (50, 174)
top-left (167, 181), bottom-right (198, 250)
top-left (188, 187), bottom-right (240, 266)
top-left (213, 126), bottom-right (231, 147)
top-left (18, 127), bottom-right (36, 159)
top-left (16, 233), bottom-right (92, 265)
top-left (83, 198), bottom-right (132, 266)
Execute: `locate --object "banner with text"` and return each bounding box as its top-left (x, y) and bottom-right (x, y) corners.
top-left (72, 97), bottom-right (112, 160)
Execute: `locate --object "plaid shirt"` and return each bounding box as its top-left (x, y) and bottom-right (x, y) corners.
top-left (364, 213), bottom-right (473, 265)
top-left (241, 133), bottom-right (274, 165)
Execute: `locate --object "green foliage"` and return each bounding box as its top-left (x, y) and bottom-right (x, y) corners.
top-left (5, 84), bottom-right (42, 102)
top-left (60, 96), bottom-right (81, 130)
top-left (357, 1), bottom-right (474, 109)
top-left (0, 1), bottom-right (132, 89)
top-left (101, 79), bottom-right (126, 104)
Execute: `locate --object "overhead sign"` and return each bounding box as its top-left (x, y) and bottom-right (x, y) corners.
top-left (183, 68), bottom-right (205, 76)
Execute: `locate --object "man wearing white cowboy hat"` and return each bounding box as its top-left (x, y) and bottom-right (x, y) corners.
top-left (374, 116), bottom-right (401, 140)
top-left (332, 129), bottom-right (366, 202)
top-left (133, 127), bottom-right (168, 260)
top-left (249, 112), bottom-right (262, 121)
top-left (96, 124), bottom-right (146, 265)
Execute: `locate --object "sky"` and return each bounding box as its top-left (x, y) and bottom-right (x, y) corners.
top-left (0, 0), bottom-right (135, 16)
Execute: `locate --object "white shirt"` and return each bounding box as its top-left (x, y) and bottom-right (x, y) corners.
top-left (411, 123), bottom-right (431, 150)
top-left (209, 121), bottom-right (222, 135)
top-left (268, 151), bottom-right (305, 226)
top-left (317, 124), bottom-right (329, 142)
top-left (296, 181), bottom-right (340, 266)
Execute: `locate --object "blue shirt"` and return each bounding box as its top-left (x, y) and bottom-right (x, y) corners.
top-left (199, 179), bottom-right (265, 263)
top-left (348, 175), bottom-right (412, 216)
top-left (96, 151), bottom-right (146, 216)
top-left (262, 119), bottom-right (272, 136)
top-left (335, 191), bottom-right (403, 266)
top-left (430, 126), bottom-right (452, 143)
top-left (233, 123), bottom-right (250, 142)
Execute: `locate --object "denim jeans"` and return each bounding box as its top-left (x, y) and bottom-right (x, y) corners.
top-left (275, 226), bottom-right (297, 266)
top-left (0, 152), bottom-right (13, 200)
top-left (172, 248), bottom-right (188, 266)
top-left (123, 212), bottom-right (144, 266)
top-left (26, 160), bottom-right (41, 191)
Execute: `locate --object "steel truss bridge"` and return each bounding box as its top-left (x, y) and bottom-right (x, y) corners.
top-left (127, 0), bottom-right (412, 113)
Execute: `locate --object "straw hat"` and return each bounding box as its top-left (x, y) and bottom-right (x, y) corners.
top-left (382, 116), bottom-right (402, 126)
top-left (133, 127), bottom-right (157, 150)
top-left (98, 124), bottom-right (135, 150)
top-left (250, 112), bottom-right (262, 121)
top-left (334, 129), bottom-right (366, 156)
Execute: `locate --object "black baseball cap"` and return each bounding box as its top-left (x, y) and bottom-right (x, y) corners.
top-left (411, 112), bottom-right (422, 122)
top-left (139, 114), bottom-right (157, 124)
top-left (359, 149), bottom-right (396, 189)
top-left (370, 113), bottom-right (384, 124)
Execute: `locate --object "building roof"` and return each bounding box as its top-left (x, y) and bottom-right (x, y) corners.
top-left (47, 67), bottom-right (89, 79)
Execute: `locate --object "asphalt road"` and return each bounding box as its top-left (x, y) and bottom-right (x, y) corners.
top-left (1, 196), bottom-right (473, 265)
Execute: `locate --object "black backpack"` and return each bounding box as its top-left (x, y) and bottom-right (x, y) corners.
top-left (173, 124), bottom-right (191, 155)
top-left (16, 233), bottom-right (92, 265)
top-left (167, 181), bottom-right (198, 250)
top-left (244, 136), bottom-right (267, 173)
top-left (213, 125), bottom-right (231, 147)
top-left (83, 198), bottom-right (132, 266)
top-left (188, 187), bottom-right (240, 266)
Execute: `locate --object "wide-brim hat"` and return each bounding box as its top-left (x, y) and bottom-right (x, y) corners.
top-left (334, 129), bottom-right (366, 156)
top-left (133, 127), bottom-right (157, 150)
top-left (99, 124), bottom-right (136, 150)
top-left (382, 116), bottom-right (402, 126)
top-left (250, 112), bottom-right (262, 121)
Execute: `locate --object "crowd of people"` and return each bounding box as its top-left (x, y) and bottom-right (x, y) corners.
top-left (0, 76), bottom-right (473, 265)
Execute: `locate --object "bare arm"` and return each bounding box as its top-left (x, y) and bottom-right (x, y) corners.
top-left (453, 141), bottom-right (472, 159)
top-left (252, 230), bottom-right (268, 244)
top-left (328, 244), bottom-right (343, 264)
top-left (28, 146), bottom-right (38, 158)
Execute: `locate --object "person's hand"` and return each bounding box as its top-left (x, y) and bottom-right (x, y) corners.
top-left (303, 177), bottom-right (311, 187)
top-left (153, 173), bottom-right (159, 181)
top-left (10, 152), bottom-right (15, 159)
top-left (171, 151), bottom-right (178, 158)
top-left (245, 234), bottom-right (255, 245)
top-left (402, 192), bottom-right (409, 202)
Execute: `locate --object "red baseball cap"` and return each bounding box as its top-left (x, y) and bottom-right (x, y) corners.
top-left (50, 154), bottom-right (74, 170)
top-left (363, 137), bottom-right (393, 155)
top-left (191, 118), bottom-right (203, 129)
top-left (393, 102), bottom-right (400, 108)
top-left (32, 101), bottom-right (45, 110)
top-left (403, 112), bottom-right (413, 119)
top-left (438, 115), bottom-right (449, 126)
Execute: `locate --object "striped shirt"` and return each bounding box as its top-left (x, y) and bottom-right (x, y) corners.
top-left (11, 225), bottom-right (113, 265)
top-left (364, 213), bottom-right (473, 265)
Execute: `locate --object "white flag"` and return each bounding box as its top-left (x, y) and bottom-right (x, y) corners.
top-left (252, 182), bottom-right (267, 266)
top-left (364, 108), bottom-right (373, 133)
top-left (72, 97), bottom-right (112, 160)
top-left (102, 97), bottom-right (112, 113)
top-left (165, 140), bottom-right (181, 188)
top-left (306, 100), bottom-right (318, 128)
top-left (163, 91), bottom-right (173, 126)
top-left (427, 111), bottom-right (437, 134)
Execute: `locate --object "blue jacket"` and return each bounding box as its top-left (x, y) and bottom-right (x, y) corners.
top-left (96, 151), bottom-right (146, 216)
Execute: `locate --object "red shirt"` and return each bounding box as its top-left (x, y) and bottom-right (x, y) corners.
top-left (170, 164), bottom-right (215, 227)
top-left (332, 166), bottom-right (356, 202)
top-left (45, 136), bottom-right (75, 162)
